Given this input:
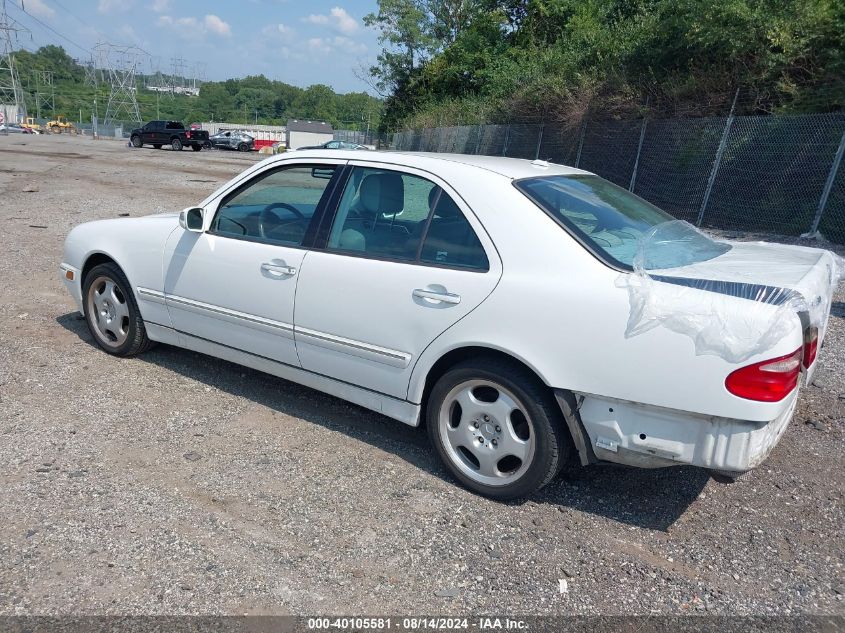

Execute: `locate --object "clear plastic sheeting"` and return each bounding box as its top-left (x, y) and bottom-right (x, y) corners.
top-left (617, 221), bottom-right (845, 363)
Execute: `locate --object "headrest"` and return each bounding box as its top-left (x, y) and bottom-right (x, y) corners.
top-left (429, 186), bottom-right (461, 219)
top-left (359, 173), bottom-right (404, 215)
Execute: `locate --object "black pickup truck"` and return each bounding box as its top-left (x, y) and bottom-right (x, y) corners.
top-left (129, 121), bottom-right (210, 151)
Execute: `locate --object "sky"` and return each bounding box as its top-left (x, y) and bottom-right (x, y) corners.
top-left (10, 0), bottom-right (383, 93)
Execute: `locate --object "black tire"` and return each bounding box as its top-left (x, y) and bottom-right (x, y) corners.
top-left (153, 144), bottom-right (162, 149)
top-left (191, 144), bottom-right (202, 151)
top-left (131, 135), bottom-right (142, 148)
top-left (171, 137), bottom-right (183, 151)
top-left (204, 141), bottom-right (212, 149)
top-left (82, 262), bottom-right (154, 357)
top-left (426, 357), bottom-right (573, 500)
top-left (238, 143), bottom-right (249, 152)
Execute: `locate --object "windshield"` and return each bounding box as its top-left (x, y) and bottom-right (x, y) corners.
top-left (515, 175), bottom-right (730, 269)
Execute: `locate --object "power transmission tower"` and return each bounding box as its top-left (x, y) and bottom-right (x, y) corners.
top-left (0, 0), bottom-right (27, 123)
top-left (190, 61), bottom-right (206, 95)
top-left (79, 55), bottom-right (98, 87)
top-left (34, 69), bottom-right (54, 118)
top-left (170, 55), bottom-right (186, 94)
top-left (96, 42), bottom-right (146, 125)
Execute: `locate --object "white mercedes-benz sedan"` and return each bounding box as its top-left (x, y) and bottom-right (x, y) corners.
top-left (60, 151), bottom-right (842, 499)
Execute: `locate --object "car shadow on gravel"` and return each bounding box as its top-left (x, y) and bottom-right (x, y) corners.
top-left (57, 312), bottom-right (707, 530)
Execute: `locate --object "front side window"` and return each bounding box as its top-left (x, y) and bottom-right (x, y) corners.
top-left (515, 175), bottom-right (730, 269)
top-left (326, 166), bottom-right (488, 270)
top-left (211, 165), bottom-right (336, 246)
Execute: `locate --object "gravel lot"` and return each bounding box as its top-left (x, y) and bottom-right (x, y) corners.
top-left (0, 135), bottom-right (843, 617)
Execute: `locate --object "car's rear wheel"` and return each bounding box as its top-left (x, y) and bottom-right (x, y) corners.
top-left (131, 135), bottom-right (142, 148)
top-left (427, 358), bottom-right (572, 500)
top-left (171, 138), bottom-right (183, 151)
top-left (82, 262), bottom-right (154, 357)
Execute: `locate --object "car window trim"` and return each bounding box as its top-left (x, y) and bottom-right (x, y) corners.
top-left (207, 162), bottom-right (344, 250)
top-left (313, 164), bottom-right (490, 273)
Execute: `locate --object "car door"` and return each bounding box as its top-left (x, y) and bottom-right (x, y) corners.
top-left (141, 122), bottom-right (155, 144)
top-left (293, 162), bottom-right (502, 399)
top-left (162, 160), bottom-right (345, 366)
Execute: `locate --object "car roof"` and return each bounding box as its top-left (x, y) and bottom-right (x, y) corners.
top-left (279, 150), bottom-right (593, 180)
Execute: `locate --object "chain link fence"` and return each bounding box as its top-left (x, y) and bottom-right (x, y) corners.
top-left (393, 112), bottom-right (845, 244)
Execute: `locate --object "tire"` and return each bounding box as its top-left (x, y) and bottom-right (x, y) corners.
top-left (427, 358), bottom-right (572, 500)
top-left (191, 144), bottom-right (202, 152)
top-left (131, 135), bottom-right (142, 148)
top-left (153, 144), bottom-right (162, 149)
top-left (171, 137), bottom-right (183, 151)
top-left (82, 262), bottom-right (154, 357)
top-left (238, 143), bottom-right (249, 152)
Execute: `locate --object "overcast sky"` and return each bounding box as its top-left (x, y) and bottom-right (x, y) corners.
top-left (12, 0), bottom-right (382, 93)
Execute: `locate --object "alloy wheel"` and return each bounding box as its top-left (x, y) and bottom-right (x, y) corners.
top-left (438, 379), bottom-right (536, 487)
top-left (86, 276), bottom-right (130, 348)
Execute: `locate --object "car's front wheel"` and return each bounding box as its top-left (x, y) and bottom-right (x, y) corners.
top-left (427, 358), bottom-right (572, 500)
top-left (238, 143), bottom-right (249, 152)
top-left (82, 262), bottom-right (154, 357)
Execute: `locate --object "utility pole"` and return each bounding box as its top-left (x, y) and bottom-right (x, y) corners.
top-left (0, 0), bottom-right (27, 123)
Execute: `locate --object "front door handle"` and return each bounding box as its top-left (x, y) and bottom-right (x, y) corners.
top-left (413, 288), bottom-right (461, 305)
top-left (261, 262), bottom-right (297, 277)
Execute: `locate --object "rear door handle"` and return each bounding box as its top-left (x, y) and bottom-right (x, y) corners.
top-left (413, 288), bottom-right (461, 305)
top-left (261, 262), bottom-right (297, 277)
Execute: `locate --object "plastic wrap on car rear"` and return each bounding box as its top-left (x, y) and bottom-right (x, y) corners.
top-left (615, 220), bottom-right (845, 363)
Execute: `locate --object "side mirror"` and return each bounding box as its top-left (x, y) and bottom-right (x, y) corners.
top-left (179, 207), bottom-right (205, 232)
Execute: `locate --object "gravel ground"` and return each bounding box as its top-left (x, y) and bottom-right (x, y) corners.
top-left (0, 135), bottom-right (843, 616)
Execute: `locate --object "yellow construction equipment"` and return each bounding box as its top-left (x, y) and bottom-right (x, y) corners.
top-left (47, 115), bottom-right (76, 134)
top-left (21, 117), bottom-right (43, 133)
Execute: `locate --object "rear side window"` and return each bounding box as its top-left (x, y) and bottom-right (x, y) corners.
top-left (326, 166), bottom-right (488, 270)
top-left (420, 189), bottom-right (488, 270)
top-left (166, 121), bottom-right (184, 130)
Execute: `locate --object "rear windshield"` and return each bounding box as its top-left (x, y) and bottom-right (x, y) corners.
top-left (515, 175), bottom-right (730, 270)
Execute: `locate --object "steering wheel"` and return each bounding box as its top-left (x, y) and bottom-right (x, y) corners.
top-left (258, 202), bottom-right (303, 239)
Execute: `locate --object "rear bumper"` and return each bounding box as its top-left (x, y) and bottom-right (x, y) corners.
top-left (565, 390), bottom-right (798, 473)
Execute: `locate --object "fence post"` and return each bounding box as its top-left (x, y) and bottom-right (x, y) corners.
top-left (806, 129), bottom-right (845, 237)
top-left (697, 89), bottom-right (739, 227)
top-left (535, 123), bottom-right (545, 160)
top-left (474, 124), bottom-right (483, 155)
top-left (629, 118), bottom-right (648, 192)
top-left (575, 118), bottom-right (587, 168)
top-left (502, 124), bottom-right (511, 157)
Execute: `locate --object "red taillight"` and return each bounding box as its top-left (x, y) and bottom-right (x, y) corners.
top-left (186, 131), bottom-right (191, 139)
top-left (803, 327), bottom-right (818, 369)
top-left (725, 348), bottom-right (802, 402)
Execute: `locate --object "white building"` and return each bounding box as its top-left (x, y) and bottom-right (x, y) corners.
top-left (286, 119), bottom-right (334, 149)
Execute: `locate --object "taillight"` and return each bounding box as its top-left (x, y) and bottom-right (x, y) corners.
top-left (725, 348), bottom-right (802, 402)
top-left (803, 327), bottom-right (818, 369)
top-left (186, 131), bottom-right (191, 139)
